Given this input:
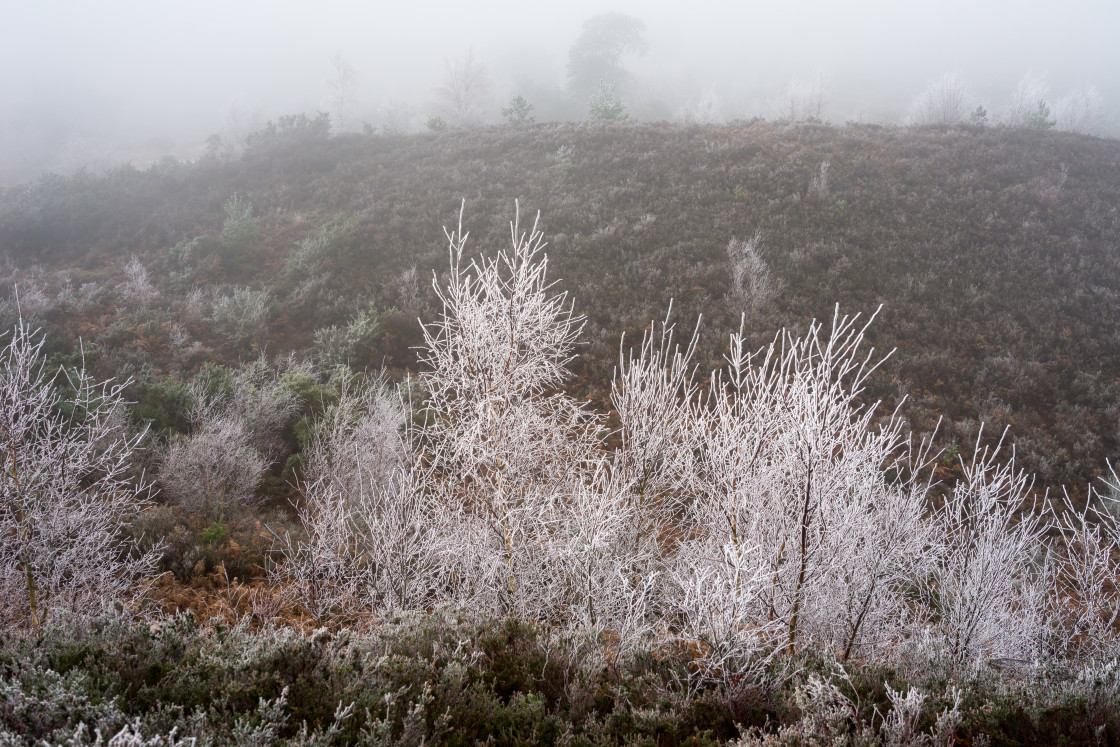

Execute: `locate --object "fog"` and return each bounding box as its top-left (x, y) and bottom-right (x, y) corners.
top-left (2, 0), bottom-right (1117, 183)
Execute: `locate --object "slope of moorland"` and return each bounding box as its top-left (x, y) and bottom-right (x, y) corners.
top-left (4, 120), bottom-right (1120, 745)
top-left (2, 120), bottom-right (1118, 494)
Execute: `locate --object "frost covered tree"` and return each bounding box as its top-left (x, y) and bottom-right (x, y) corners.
top-left (159, 416), bottom-right (266, 522)
top-left (1055, 84), bottom-right (1104, 134)
top-left (120, 255), bottom-right (158, 308)
top-left (501, 95), bottom-right (536, 126)
top-left (278, 203), bottom-right (661, 643)
top-left (905, 72), bottom-right (972, 125)
top-left (1007, 71), bottom-right (1053, 128)
top-left (0, 316), bottom-right (156, 635)
top-left (726, 232), bottom-right (782, 324)
top-left (274, 202), bottom-right (1120, 677)
top-left (278, 377), bottom-right (436, 623)
top-left (418, 202), bottom-right (599, 617)
top-left (221, 193), bottom-right (259, 259)
top-left (926, 432), bottom-right (1049, 668)
top-left (772, 74), bottom-right (829, 123)
top-left (678, 90), bottom-right (724, 125)
top-left (669, 311), bottom-right (933, 664)
top-left (417, 204), bottom-right (660, 642)
top-left (1048, 473), bottom-right (1120, 664)
top-left (159, 362), bottom-right (296, 522)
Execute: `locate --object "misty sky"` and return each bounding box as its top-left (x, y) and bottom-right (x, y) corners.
top-left (2, 0), bottom-right (1117, 181)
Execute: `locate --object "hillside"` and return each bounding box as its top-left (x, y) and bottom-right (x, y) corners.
top-left (1, 119), bottom-right (1119, 494)
top-left (6, 120), bottom-right (1120, 744)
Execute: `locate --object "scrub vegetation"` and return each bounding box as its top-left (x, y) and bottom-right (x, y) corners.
top-left (1, 119), bottom-right (1120, 744)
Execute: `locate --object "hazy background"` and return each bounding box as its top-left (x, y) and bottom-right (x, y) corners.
top-left (2, 0), bottom-right (1117, 183)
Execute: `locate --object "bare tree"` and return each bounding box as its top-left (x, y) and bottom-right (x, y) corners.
top-left (378, 98), bottom-right (417, 135)
top-left (159, 416), bottom-right (266, 523)
top-left (435, 49), bottom-right (491, 128)
top-left (0, 316), bottom-right (157, 635)
top-left (679, 310), bottom-right (933, 660)
top-left (808, 161), bottom-right (831, 201)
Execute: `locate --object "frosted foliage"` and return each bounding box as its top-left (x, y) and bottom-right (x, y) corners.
top-left (612, 308), bottom-right (700, 514)
top-left (280, 381), bottom-right (429, 620)
top-left (1055, 84), bottom-right (1104, 134)
top-left (120, 255), bottom-right (158, 307)
top-left (277, 204), bottom-right (658, 647)
top-left (808, 161), bottom-right (830, 200)
top-left (210, 287), bottom-right (270, 345)
top-left (1049, 473), bottom-right (1120, 664)
top-left (159, 362), bottom-right (297, 520)
top-left (286, 466), bottom-right (439, 622)
top-left (772, 75), bottom-right (828, 122)
top-left (666, 310), bottom-right (934, 673)
top-left (159, 416), bottom-right (267, 520)
top-left (1007, 71), bottom-right (1050, 126)
top-left (928, 433), bottom-right (1049, 666)
top-left (275, 205), bottom-right (1120, 677)
top-left (678, 90), bottom-right (724, 124)
top-left (222, 363), bottom-right (300, 463)
top-left (302, 380), bottom-right (408, 496)
top-left (420, 203), bottom-right (583, 412)
top-left (727, 233), bottom-right (782, 322)
top-left (417, 203), bottom-right (655, 639)
top-left (0, 317), bottom-right (157, 635)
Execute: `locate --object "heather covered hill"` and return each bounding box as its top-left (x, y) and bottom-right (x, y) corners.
top-left (6, 121), bottom-right (1120, 745)
top-left (1, 120), bottom-right (1119, 491)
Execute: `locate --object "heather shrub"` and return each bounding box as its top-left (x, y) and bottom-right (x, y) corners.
top-left (219, 193), bottom-right (259, 268)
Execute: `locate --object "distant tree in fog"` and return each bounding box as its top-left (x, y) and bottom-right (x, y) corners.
top-left (325, 53), bottom-right (358, 133)
top-left (1055, 84), bottom-right (1104, 134)
top-left (436, 49), bottom-right (491, 127)
top-left (567, 13), bottom-right (648, 101)
top-left (377, 99), bottom-right (416, 135)
top-left (1006, 71), bottom-right (1051, 127)
top-left (772, 74), bottom-right (829, 123)
top-left (905, 72), bottom-right (972, 125)
top-left (678, 90), bottom-right (724, 125)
